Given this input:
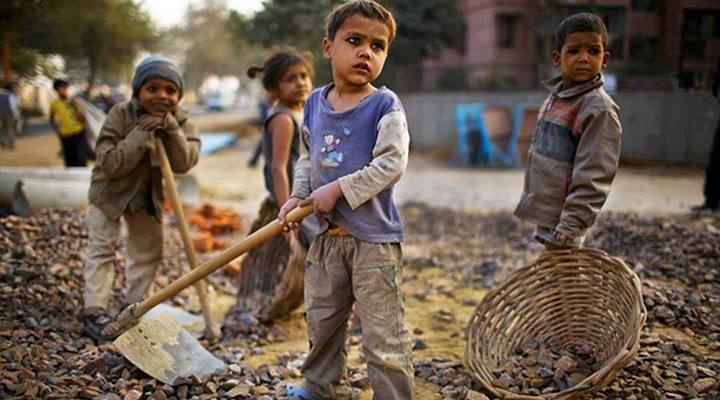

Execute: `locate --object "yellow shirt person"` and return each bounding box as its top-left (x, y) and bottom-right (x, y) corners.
top-left (50, 98), bottom-right (84, 137)
top-left (50, 79), bottom-right (88, 167)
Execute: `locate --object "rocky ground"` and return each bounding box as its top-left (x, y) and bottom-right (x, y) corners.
top-left (1, 202), bottom-right (718, 399)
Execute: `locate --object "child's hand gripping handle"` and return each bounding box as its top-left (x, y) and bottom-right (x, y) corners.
top-left (116, 204), bottom-right (314, 332)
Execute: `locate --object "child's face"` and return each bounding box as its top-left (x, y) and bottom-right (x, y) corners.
top-left (553, 32), bottom-right (608, 89)
top-left (274, 63), bottom-right (312, 107)
top-left (322, 14), bottom-right (390, 88)
top-left (137, 78), bottom-right (179, 116)
top-left (55, 85), bottom-right (68, 99)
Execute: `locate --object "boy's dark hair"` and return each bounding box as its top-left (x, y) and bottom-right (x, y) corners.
top-left (53, 78), bottom-right (69, 91)
top-left (247, 49), bottom-right (314, 92)
top-left (326, 0), bottom-right (397, 44)
top-left (554, 12), bottom-right (608, 51)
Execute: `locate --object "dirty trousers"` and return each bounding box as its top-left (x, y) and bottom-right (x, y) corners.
top-left (1, 114), bottom-right (16, 148)
top-left (302, 233), bottom-right (413, 400)
top-left (84, 204), bottom-right (163, 309)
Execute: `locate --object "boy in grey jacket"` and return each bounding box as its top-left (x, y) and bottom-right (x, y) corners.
top-left (83, 56), bottom-right (200, 341)
top-left (515, 13), bottom-right (622, 249)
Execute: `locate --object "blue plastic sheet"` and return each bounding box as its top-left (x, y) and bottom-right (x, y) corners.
top-left (199, 132), bottom-right (237, 156)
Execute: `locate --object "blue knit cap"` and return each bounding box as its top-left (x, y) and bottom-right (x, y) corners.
top-left (131, 55), bottom-right (184, 99)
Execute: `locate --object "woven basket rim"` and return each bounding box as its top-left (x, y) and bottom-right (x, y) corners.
top-left (464, 248), bottom-right (647, 400)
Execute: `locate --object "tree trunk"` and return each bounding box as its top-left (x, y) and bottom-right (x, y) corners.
top-left (2, 32), bottom-right (11, 83)
top-left (86, 58), bottom-right (98, 96)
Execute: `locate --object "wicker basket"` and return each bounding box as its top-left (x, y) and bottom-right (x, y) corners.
top-left (465, 248), bottom-right (647, 400)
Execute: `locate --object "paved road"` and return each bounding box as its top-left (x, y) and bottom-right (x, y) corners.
top-left (193, 144), bottom-right (705, 217)
top-left (395, 156), bottom-right (705, 214)
top-left (0, 112), bottom-right (705, 216)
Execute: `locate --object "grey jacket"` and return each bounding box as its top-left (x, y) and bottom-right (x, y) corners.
top-left (88, 100), bottom-right (200, 221)
top-left (515, 75), bottom-right (622, 239)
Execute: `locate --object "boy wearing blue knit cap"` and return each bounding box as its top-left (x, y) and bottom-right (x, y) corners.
top-left (82, 55), bottom-right (200, 341)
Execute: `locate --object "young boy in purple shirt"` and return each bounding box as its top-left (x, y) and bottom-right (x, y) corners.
top-left (278, 1), bottom-right (412, 399)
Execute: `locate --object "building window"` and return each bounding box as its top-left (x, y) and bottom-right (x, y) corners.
top-left (683, 10), bottom-right (720, 59)
top-left (601, 9), bottom-right (626, 61)
top-left (629, 36), bottom-right (660, 63)
top-left (498, 15), bottom-right (517, 49)
top-left (632, 0), bottom-right (661, 12)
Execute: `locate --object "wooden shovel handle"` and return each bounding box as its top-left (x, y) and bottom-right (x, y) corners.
top-left (154, 137), bottom-right (218, 339)
top-left (134, 202), bottom-right (314, 317)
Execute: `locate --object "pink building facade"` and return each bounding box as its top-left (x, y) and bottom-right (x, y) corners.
top-left (421, 0), bottom-right (720, 91)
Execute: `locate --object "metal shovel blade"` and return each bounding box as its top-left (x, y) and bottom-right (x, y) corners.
top-left (141, 303), bottom-right (205, 338)
top-left (113, 314), bottom-right (225, 385)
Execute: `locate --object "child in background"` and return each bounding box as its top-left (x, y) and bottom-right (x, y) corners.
top-left (233, 49), bottom-right (318, 321)
top-left (693, 56), bottom-right (720, 214)
top-left (50, 79), bottom-right (88, 167)
top-left (82, 55), bottom-right (200, 341)
top-left (278, 1), bottom-right (413, 399)
top-left (0, 82), bottom-right (20, 150)
top-left (247, 93), bottom-right (276, 168)
top-left (515, 13), bottom-right (622, 249)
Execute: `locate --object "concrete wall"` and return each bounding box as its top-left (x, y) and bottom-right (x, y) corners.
top-left (402, 91), bottom-right (718, 164)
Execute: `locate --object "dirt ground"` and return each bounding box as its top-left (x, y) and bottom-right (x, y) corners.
top-left (2, 201), bottom-right (718, 399)
top-left (0, 124), bottom-right (718, 399)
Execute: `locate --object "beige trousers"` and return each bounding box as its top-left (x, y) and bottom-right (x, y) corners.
top-left (84, 204), bottom-right (163, 309)
top-left (302, 234), bottom-right (413, 400)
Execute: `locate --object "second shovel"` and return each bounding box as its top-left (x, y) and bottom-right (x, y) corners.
top-left (155, 136), bottom-right (220, 341)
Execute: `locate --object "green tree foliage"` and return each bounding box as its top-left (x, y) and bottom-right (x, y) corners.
top-left (56, 0), bottom-right (156, 93)
top-left (383, 0), bottom-right (464, 64)
top-left (226, 10), bottom-right (270, 82)
top-left (244, 0), bottom-right (338, 51)
top-left (0, 0), bottom-right (62, 78)
top-left (379, 0), bottom-right (465, 91)
top-left (1, 0), bottom-right (155, 90)
top-left (238, 0), bottom-right (340, 84)
top-left (235, 0), bottom-right (465, 90)
top-left (178, 0), bottom-right (266, 91)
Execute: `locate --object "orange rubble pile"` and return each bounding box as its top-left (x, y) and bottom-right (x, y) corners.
top-left (224, 258), bottom-right (242, 278)
top-left (189, 204), bottom-right (242, 252)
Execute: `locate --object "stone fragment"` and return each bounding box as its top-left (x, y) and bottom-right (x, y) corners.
top-left (693, 378), bottom-right (717, 393)
top-left (225, 384), bottom-right (251, 398)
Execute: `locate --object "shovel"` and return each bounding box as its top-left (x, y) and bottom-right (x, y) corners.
top-left (154, 136), bottom-right (220, 341)
top-left (113, 200), bottom-right (313, 384)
